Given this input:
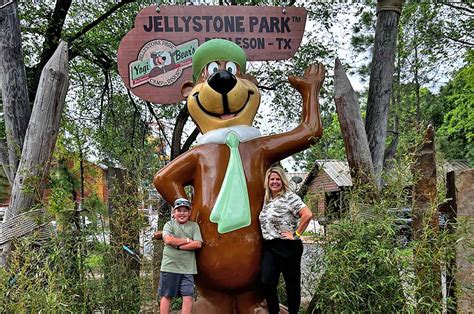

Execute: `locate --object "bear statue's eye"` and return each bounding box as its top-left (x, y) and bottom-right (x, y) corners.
top-left (225, 62), bottom-right (237, 75)
top-left (207, 62), bottom-right (219, 75)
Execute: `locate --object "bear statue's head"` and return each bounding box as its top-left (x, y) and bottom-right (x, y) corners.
top-left (181, 39), bottom-right (261, 134)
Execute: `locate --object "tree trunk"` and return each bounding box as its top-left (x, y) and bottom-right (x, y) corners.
top-left (171, 106), bottom-right (199, 160)
top-left (334, 58), bottom-right (375, 187)
top-left (365, 0), bottom-right (402, 188)
top-left (1, 41), bottom-right (69, 265)
top-left (0, 0), bottom-right (31, 184)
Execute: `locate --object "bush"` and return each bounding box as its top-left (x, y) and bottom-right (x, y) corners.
top-left (306, 174), bottom-right (457, 313)
top-left (0, 229), bottom-right (154, 312)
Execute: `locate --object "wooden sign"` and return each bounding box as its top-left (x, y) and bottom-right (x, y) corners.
top-left (117, 5), bottom-right (307, 104)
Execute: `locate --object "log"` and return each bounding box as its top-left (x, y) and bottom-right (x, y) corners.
top-left (5, 42), bottom-right (69, 220)
top-left (334, 58), bottom-right (375, 187)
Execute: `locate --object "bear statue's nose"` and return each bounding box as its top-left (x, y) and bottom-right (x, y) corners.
top-left (207, 70), bottom-right (237, 95)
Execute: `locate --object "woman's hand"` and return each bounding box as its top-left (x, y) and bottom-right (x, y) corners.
top-left (281, 231), bottom-right (295, 240)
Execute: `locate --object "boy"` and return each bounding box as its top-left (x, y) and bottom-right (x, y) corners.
top-left (157, 198), bottom-right (202, 314)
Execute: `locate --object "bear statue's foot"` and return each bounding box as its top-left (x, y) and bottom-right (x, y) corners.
top-left (191, 288), bottom-right (265, 314)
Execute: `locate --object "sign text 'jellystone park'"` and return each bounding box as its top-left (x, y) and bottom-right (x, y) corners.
top-left (117, 5), bottom-right (306, 104)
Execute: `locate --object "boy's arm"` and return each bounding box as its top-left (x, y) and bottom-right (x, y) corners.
top-left (163, 234), bottom-right (192, 247)
top-left (178, 240), bottom-right (202, 250)
top-left (175, 223), bottom-right (203, 251)
top-left (161, 221), bottom-right (189, 247)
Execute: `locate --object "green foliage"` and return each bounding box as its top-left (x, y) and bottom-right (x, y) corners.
top-left (293, 112), bottom-right (346, 171)
top-left (307, 162), bottom-right (457, 313)
top-left (436, 51), bottom-right (474, 163)
top-left (0, 161), bottom-right (153, 312)
top-left (0, 167), bottom-right (9, 202)
top-left (0, 233), bottom-right (154, 312)
top-left (310, 195), bottom-right (407, 312)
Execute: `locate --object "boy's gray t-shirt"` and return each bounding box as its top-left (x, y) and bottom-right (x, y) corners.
top-left (161, 219), bottom-right (203, 274)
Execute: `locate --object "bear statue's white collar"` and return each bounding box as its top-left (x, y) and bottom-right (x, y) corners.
top-left (197, 125), bottom-right (261, 145)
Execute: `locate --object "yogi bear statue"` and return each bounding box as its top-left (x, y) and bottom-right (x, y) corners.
top-left (154, 39), bottom-right (324, 313)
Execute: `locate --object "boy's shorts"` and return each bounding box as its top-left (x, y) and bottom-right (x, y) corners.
top-left (158, 271), bottom-right (194, 297)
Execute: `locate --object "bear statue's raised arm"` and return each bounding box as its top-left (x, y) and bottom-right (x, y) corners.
top-left (260, 63), bottom-right (325, 166)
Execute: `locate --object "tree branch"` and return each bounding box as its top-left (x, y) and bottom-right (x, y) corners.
top-left (28, 0), bottom-right (72, 102)
top-left (257, 80), bottom-right (287, 91)
top-left (444, 3), bottom-right (474, 15)
top-left (180, 127), bottom-right (200, 154)
top-left (171, 107), bottom-right (189, 160)
top-left (445, 35), bottom-right (474, 47)
top-left (144, 101), bottom-right (172, 150)
top-left (67, 0), bottom-right (135, 45)
top-left (38, 0), bottom-right (72, 71)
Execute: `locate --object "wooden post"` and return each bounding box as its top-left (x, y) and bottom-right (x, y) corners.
top-left (1, 42), bottom-right (69, 265)
top-left (365, 0), bottom-right (402, 187)
top-left (453, 169), bottom-right (474, 311)
top-left (411, 125), bottom-right (441, 304)
top-left (411, 125), bottom-right (439, 236)
top-left (334, 58), bottom-right (375, 187)
top-left (442, 171), bottom-right (458, 307)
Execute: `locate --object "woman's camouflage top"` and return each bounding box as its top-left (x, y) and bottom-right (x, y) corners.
top-left (259, 191), bottom-right (306, 240)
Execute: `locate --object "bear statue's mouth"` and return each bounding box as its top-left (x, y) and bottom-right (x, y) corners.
top-left (220, 114), bottom-right (235, 120)
top-left (193, 90), bottom-right (254, 119)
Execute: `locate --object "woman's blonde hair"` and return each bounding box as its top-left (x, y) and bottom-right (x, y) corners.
top-left (264, 167), bottom-right (290, 204)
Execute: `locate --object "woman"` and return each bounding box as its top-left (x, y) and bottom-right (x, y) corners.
top-left (259, 167), bottom-right (313, 314)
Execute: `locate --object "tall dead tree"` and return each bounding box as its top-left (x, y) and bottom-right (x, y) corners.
top-left (365, 0), bottom-right (403, 188)
top-left (334, 58), bottom-right (375, 188)
top-left (1, 42), bottom-right (69, 264)
top-left (0, 0), bottom-right (31, 185)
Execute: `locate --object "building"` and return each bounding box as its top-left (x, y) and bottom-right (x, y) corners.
top-left (289, 160), bottom-right (352, 217)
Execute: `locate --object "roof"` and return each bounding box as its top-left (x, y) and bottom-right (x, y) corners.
top-left (316, 160), bottom-right (352, 187)
top-left (444, 160), bottom-right (471, 173)
top-left (0, 208), bottom-right (52, 245)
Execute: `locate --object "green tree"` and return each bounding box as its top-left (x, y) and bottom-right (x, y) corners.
top-left (436, 51), bottom-right (474, 163)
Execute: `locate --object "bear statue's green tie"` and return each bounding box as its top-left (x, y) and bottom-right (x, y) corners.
top-left (209, 132), bottom-right (251, 233)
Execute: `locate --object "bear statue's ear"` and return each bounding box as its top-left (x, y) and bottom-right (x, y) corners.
top-left (181, 80), bottom-right (194, 98)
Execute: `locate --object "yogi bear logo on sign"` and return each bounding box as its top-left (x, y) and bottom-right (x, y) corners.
top-left (129, 39), bottom-right (197, 88)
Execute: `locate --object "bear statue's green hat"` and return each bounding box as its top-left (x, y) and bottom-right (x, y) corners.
top-left (192, 39), bottom-right (247, 83)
